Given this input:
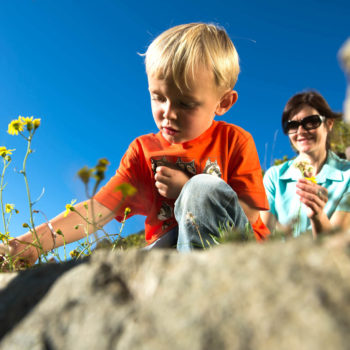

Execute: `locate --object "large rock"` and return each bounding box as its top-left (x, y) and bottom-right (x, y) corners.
top-left (1, 234), bottom-right (350, 349)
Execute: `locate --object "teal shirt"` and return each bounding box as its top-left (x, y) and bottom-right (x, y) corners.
top-left (263, 151), bottom-right (350, 236)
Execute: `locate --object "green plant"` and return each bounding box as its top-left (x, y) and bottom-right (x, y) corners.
top-left (0, 116), bottom-right (140, 271)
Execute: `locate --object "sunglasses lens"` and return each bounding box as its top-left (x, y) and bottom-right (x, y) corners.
top-left (285, 115), bottom-right (322, 134)
top-left (302, 115), bottom-right (322, 130)
top-left (285, 121), bottom-right (299, 134)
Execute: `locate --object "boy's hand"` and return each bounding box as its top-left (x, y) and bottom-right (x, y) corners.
top-left (0, 239), bottom-right (38, 271)
top-left (155, 166), bottom-right (190, 199)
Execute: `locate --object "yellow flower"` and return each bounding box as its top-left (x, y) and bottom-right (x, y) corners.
top-left (96, 158), bottom-right (110, 169)
top-left (94, 158), bottom-right (110, 181)
top-left (5, 203), bottom-right (15, 214)
top-left (33, 118), bottom-right (41, 129)
top-left (20, 116), bottom-right (34, 131)
top-left (77, 166), bottom-right (93, 184)
top-left (115, 183), bottom-right (137, 197)
top-left (305, 176), bottom-right (317, 184)
top-left (8, 117), bottom-right (24, 135)
top-left (64, 199), bottom-right (77, 217)
top-left (0, 146), bottom-right (15, 158)
top-left (69, 249), bottom-right (79, 258)
top-left (124, 207), bottom-right (131, 216)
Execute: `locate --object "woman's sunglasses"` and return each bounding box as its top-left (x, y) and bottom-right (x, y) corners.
top-left (283, 114), bottom-right (326, 134)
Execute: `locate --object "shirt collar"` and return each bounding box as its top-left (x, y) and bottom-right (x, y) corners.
top-left (317, 151), bottom-right (343, 183)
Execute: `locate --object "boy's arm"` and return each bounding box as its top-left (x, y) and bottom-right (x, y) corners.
top-left (0, 199), bottom-right (114, 267)
top-left (260, 210), bottom-right (277, 232)
top-left (238, 198), bottom-right (259, 225)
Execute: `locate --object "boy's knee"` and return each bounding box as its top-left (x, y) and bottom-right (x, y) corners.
top-left (183, 174), bottom-right (225, 192)
top-left (176, 174), bottom-right (236, 208)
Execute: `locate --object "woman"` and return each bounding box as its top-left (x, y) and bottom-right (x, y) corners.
top-left (261, 91), bottom-right (350, 238)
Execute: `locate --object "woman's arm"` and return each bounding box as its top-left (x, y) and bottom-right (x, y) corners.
top-left (330, 211), bottom-right (350, 232)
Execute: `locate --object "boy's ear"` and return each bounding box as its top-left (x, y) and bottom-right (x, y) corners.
top-left (215, 90), bottom-right (238, 116)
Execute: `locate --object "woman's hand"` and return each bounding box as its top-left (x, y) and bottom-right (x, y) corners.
top-left (296, 178), bottom-right (328, 218)
top-left (155, 166), bottom-right (190, 199)
top-left (296, 178), bottom-right (331, 237)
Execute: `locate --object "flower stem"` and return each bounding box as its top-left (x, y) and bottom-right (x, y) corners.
top-left (0, 158), bottom-right (9, 238)
top-left (22, 133), bottom-right (45, 263)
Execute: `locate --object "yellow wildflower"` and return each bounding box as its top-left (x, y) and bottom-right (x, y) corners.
top-left (96, 158), bottom-right (110, 169)
top-left (33, 118), bottom-right (41, 129)
top-left (115, 183), bottom-right (137, 197)
top-left (64, 199), bottom-right (77, 217)
top-left (77, 166), bottom-right (93, 184)
top-left (20, 116), bottom-right (34, 131)
top-left (0, 146), bottom-right (15, 158)
top-left (8, 117), bottom-right (24, 135)
top-left (69, 249), bottom-right (79, 258)
top-left (94, 158), bottom-right (110, 181)
top-left (305, 176), bottom-right (317, 184)
top-left (0, 233), bottom-right (8, 242)
top-left (124, 207), bottom-right (131, 216)
top-left (5, 203), bottom-right (15, 214)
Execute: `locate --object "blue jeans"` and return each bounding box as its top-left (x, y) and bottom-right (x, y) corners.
top-left (145, 174), bottom-right (250, 252)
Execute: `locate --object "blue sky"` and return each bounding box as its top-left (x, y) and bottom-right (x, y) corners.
top-left (0, 0), bottom-right (349, 257)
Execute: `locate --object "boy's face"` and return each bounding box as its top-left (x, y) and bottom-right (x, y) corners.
top-left (148, 68), bottom-right (225, 144)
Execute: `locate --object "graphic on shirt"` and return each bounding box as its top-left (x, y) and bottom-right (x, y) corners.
top-left (151, 156), bottom-right (197, 176)
top-left (157, 202), bottom-right (173, 221)
top-left (162, 220), bottom-right (172, 231)
top-left (151, 157), bottom-right (170, 174)
top-left (175, 158), bottom-right (196, 175)
top-left (203, 159), bottom-right (222, 177)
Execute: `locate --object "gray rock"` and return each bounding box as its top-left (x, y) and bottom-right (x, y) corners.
top-left (1, 234), bottom-right (350, 350)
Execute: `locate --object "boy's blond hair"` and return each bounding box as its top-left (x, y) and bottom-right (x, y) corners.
top-left (145, 23), bottom-right (240, 92)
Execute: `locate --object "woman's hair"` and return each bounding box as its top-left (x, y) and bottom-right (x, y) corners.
top-left (282, 90), bottom-right (342, 128)
top-left (282, 90), bottom-right (343, 151)
top-left (144, 23), bottom-right (239, 92)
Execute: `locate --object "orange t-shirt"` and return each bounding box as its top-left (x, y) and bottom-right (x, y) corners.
top-left (94, 120), bottom-right (270, 243)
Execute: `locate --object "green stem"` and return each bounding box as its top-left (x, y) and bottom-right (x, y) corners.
top-left (294, 203), bottom-right (302, 236)
top-left (71, 208), bottom-right (111, 241)
top-left (22, 133), bottom-right (45, 263)
top-left (0, 159), bottom-right (9, 237)
top-left (0, 158), bottom-right (16, 269)
top-left (112, 212), bottom-right (127, 251)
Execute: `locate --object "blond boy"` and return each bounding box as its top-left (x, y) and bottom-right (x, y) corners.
top-left (1, 23), bottom-right (269, 264)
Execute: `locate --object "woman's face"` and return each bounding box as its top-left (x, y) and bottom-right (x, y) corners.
top-left (288, 105), bottom-right (334, 155)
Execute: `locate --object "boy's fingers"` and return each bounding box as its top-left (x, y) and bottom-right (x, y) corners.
top-left (155, 172), bottom-right (170, 184)
top-left (156, 166), bottom-right (174, 177)
top-left (0, 244), bottom-right (9, 255)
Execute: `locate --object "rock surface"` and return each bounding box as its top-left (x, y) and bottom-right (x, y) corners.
top-left (1, 234), bottom-right (350, 350)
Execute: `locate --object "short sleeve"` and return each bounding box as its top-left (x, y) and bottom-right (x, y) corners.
top-left (228, 134), bottom-right (269, 210)
top-left (337, 191), bottom-right (350, 212)
top-left (263, 167), bottom-right (277, 216)
top-left (94, 140), bottom-right (151, 221)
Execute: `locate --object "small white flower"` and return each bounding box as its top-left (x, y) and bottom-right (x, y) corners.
top-left (186, 212), bottom-right (196, 223)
